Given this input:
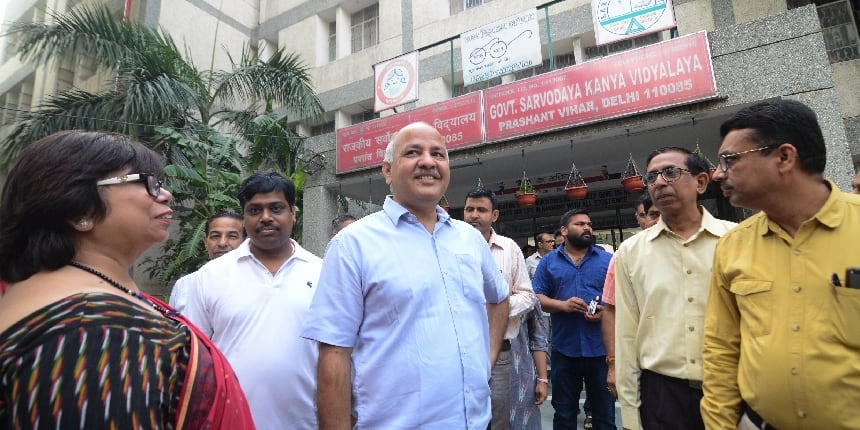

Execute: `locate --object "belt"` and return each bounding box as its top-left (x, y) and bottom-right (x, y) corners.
top-left (743, 404), bottom-right (777, 430)
top-left (643, 369), bottom-right (701, 390)
top-left (501, 339), bottom-right (511, 351)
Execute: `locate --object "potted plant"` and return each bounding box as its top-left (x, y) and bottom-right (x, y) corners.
top-left (692, 143), bottom-right (718, 180)
top-left (438, 195), bottom-right (451, 212)
top-left (564, 161), bottom-right (588, 200)
top-left (621, 153), bottom-right (645, 193)
top-left (515, 172), bottom-right (537, 207)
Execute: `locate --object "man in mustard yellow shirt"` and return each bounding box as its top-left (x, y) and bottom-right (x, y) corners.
top-left (703, 99), bottom-right (860, 429)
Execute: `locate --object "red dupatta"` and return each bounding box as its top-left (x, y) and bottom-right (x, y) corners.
top-left (143, 294), bottom-right (256, 429)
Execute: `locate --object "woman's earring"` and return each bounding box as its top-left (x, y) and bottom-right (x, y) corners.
top-left (75, 218), bottom-right (92, 231)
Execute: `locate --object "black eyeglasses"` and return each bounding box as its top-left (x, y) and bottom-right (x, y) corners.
top-left (718, 144), bottom-right (778, 172)
top-left (540, 239), bottom-right (555, 244)
top-left (96, 173), bottom-right (163, 198)
top-left (642, 167), bottom-right (691, 187)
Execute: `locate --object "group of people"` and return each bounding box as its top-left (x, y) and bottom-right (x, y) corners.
top-left (0, 98), bottom-right (857, 430)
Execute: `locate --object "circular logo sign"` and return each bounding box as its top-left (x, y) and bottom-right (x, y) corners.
top-left (595, 0), bottom-right (670, 37)
top-left (375, 58), bottom-right (417, 108)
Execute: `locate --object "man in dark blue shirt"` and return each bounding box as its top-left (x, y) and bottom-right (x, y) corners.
top-left (534, 209), bottom-right (614, 430)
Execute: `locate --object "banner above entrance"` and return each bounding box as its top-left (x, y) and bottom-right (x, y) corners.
top-left (336, 92), bottom-right (485, 173)
top-left (336, 32), bottom-right (717, 174)
top-left (483, 31), bottom-right (717, 142)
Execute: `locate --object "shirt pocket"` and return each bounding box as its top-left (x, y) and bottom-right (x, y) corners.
top-left (455, 253), bottom-right (486, 304)
top-left (730, 280), bottom-right (773, 337)
top-left (832, 287), bottom-right (860, 347)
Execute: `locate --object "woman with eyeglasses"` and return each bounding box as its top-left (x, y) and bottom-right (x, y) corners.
top-left (0, 131), bottom-right (255, 429)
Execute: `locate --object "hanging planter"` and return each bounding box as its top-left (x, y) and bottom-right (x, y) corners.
top-left (622, 176), bottom-right (645, 193)
top-left (564, 161), bottom-right (588, 200)
top-left (693, 143), bottom-right (718, 181)
top-left (621, 153), bottom-right (645, 193)
top-left (438, 195), bottom-right (450, 213)
top-left (515, 171), bottom-right (537, 207)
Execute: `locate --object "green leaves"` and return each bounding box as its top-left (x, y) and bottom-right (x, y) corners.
top-left (1, 5), bottom-right (323, 283)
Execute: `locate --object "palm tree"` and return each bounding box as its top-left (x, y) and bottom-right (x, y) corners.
top-left (2, 4), bottom-right (324, 281)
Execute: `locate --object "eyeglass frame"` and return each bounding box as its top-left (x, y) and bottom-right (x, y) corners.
top-left (642, 167), bottom-right (692, 187)
top-left (96, 173), bottom-right (163, 198)
top-left (717, 144), bottom-right (779, 172)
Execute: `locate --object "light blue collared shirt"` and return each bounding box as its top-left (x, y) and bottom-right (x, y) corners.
top-left (301, 196), bottom-right (509, 429)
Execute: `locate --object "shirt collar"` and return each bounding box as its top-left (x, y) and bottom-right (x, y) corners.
top-left (644, 205), bottom-right (723, 241)
top-left (235, 237), bottom-right (311, 263)
top-left (382, 195), bottom-right (451, 226)
top-left (758, 179), bottom-right (842, 235)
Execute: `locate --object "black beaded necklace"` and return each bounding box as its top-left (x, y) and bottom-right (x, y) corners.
top-left (68, 261), bottom-right (178, 317)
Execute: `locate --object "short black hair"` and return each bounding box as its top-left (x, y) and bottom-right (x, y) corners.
top-left (238, 171), bottom-right (296, 209)
top-left (0, 131), bottom-right (164, 282)
top-left (465, 186), bottom-right (498, 210)
top-left (534, 231), bottom-right (553, 244)
top-left (206, 210), bottom-right (244, 235)
top-left (331, 214), bottom-right (357, 235)
top-left (645, 146), bottom-right (710, 175)
top-left (719, 99), bottom-right (826, 174)
top-left (560, 209), bottom-right (589, 228)
top-left (637, 193), bottom-right (654, 212)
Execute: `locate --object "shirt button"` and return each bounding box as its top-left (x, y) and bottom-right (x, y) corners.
top-left (793, 249), bottom-right (801, 255)
top-left (798, 410), bottom-right (806, 418)
top-left (690, 358), bottom-right (696, 364)
top-left (688, 326), bottom-right (695, 332)
top-left (791, 368), bottom-right (798, 375)
top-left (688, 297), bottom-right (694, 303)
top-left (686, 269), bottom-right (692, 274)
top-left (792, 324), bottom-right (800, 332)
top-left (793, 286), bottom-right (801, 293)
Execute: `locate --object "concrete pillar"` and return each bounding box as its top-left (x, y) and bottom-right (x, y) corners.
top-left (335, 7), bottom-right (351, 58)
top-left (302, 183), bottom-right (341, 257)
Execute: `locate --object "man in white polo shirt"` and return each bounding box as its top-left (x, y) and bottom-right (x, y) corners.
top-left (183, 171), bottom-right (322, 430)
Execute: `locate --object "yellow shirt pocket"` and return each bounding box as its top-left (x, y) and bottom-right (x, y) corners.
top-left (730, 280), bottom-right (773, 337)
top-left (832, 287), bottom-right (860, 347)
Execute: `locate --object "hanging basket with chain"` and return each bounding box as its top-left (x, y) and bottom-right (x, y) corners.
top-left (516, 171), bottom-right (537, 207)
top-left (564, 161), bottom-right (588, 200)
top-left (621, 153), bottom-right (645, 193)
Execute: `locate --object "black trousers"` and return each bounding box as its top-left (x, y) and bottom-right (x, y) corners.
top-left (639, 369), bottom-right (704, 430)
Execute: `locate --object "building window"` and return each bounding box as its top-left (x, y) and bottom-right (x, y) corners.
top-left (584, 32), bottom-right (661, 61)
top-left (310, 121), bottom-right (335, 136)
top-left (816, 0), bottom-right (860, 63)
top-left (351, 4), bottom-right (378, 53)
top-left (450, 0), bottom-right (494, 14)
top-left (329, 21), bottom-right (337, 62)
top-left (453, 76), bottom-right (502, 97)
top-left (351, 110), bottom-right (378, 124)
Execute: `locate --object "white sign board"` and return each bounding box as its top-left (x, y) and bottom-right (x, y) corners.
top-left (373, 50), bottom-right (420, 112)
top-left (593, 0), bottom-right (676, 45)
top-left (460, 8), bottom-right (542, 86)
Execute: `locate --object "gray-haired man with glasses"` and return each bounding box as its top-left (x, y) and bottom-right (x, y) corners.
top-left (614, 147), bottom-right (735, 430)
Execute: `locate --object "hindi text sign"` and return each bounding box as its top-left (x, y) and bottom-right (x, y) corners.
top-left (337, 92), bottom-right (485, 173)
